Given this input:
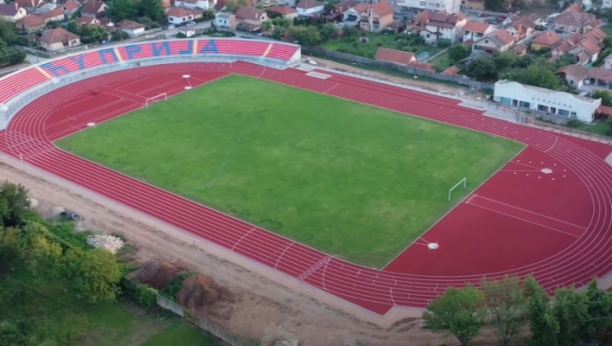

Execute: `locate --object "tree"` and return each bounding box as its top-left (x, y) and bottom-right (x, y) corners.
top-left (319, 23), bottom-right (338, 42)
top-left (465, 55), bottom-right (498, 82)
top-left (271, 26), bottom-right (285, 40)
top-left (580, 279), bottom-right (612, 343)
top-left (0, 181), bottom-right (30, 228)
top-left (106, 0), bottom-right (139, 22)
top-left (202, 9), bottom-right (215, 20)
top-left (0, 321), bottom-right (28, 346)
top-left (225, 0), bottom-right (249, 12)
top-left (261, 20), bottom-right (272, 31)
top-left (139, 0), bottom-right (165, 21)
top-left (63, 248), bottom-right (122, 303)
top-left (423, 284), bottom-right (486, 346)
top-left (448, 44), bottom-right (470, 63)
top-left (26, 224), bottom-right (63, 280)
top-left (480, 276), bottom-right (528, 346)
top-left (525, 276), bottom-right (559, 346)
top-left (342, 25), bottom-right (358, 39)
top-left (66, 20), bottom-right (79, 35)
top-left (288, 26), bottom-right (320, 46)
top-left (553, 286), bottom-right (588, 346)
top-left (593, 90), bottom-right (612, 107)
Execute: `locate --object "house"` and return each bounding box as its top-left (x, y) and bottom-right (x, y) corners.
top-left (604, 0), bottom-right (612, 8)
top-left (556, 64), bottom-right (588, 89)
top-left (512, 42), bottom-right (527, 55)
top-left (553, 4), bottom-right (600, 34)
top-left (530, 31), bottom-right (563, 51)
top-left (417, 10), bottom-right (466, 44)
top-left (267, 5), bottom-right (298, 19)
top-left (604, 52), bottom-right (612, 69)
top-left (503, 16), bottom-right (535, 43)
top-left (551, 29), bottom-right (605, 65)
top-left (396, 0), bottom-right (460, 15)
top-left (296, 0), bottom-right (323, 16)
top-left (0, 4), bottom-right (27, 22)
top-left (462, 21), bottom-right (494, 43)
top-left (167, 7), bottom-right (202, 24)
top-left (343, 0), bottom-right (393, 33)
top-left (323, 0), bottom-right (356, 23)
top-left (62, 0), bottom-right (81, 17)
top-left (235, 6), bottom-right (268, 29)
top-left (472, 29), bottom-right (514, 53)
top-left (374, 47), bottom-right (436, 71)
top-left (275, 0), bottom-right (296, 7)
top-left (174, 0), bottom-right (216, 10)
top-left (494, 80), bottom-right (600, 123)
top-left (503, 12), bottom-right (542, 27)
top-left (15, 0), bottom-right (43, 12)
top-left (15, 14), bottom-right (45, 33)
top-left (214, 12), bottom-right (235, 29)
top-left (461, 0), bottom-right (484, 10)
top-left (39, 27), bottom-right (81, 52)
top-left (76, 16), bottom-right (99, 25)
top-left (41, 7), bottom-right (65, 22)
top-left (583, 68), bottom-right (612, 92)
top-left (116, 19), bottom-right (145, 36)
top-left (80, 0), bottom-right (106, 18)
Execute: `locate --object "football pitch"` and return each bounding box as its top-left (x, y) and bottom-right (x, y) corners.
top-left (56, 75), bottom-right (523, 267)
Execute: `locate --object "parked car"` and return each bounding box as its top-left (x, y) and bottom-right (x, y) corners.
top-left (186, 21), bottom-right (196, 27)
top-left (168, 24), bottom-right (175, 29)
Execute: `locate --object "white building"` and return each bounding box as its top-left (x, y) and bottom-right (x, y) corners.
top-left (603, 0), bottom-right (612, 8)
top-left (296, 0), bottom-right (323, 16)
top-left (396, 0), bottom-right (460, 16)
top-left (494, 80), bottom-right (601, 123)
top-left (174, 0), bottom-right (215, 10)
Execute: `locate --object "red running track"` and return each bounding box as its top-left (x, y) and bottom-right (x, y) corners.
top-left (1, 62), bottom-right (612, 316)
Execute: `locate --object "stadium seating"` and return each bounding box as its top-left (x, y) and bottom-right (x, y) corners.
top-left (0, 68), bottom-right (48, 104)
top-left (266, 44), bottom-right (299, 61)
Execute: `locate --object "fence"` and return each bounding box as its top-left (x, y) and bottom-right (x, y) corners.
top-left (302, 46), bottom-right (494, 90)
top-left (531, 119), bottom-right (612, 144)
top-left (155, 295), bottom-right (254, 346)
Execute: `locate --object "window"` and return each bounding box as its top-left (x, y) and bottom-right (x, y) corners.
top-left (419, 1), bottom-right (426, 5)
top-left (550, 107), bottom-right (557, 114)
top-left (537, 104), bottom-right (549, 112)
top-left (519, 101), bottom-right (530, 108)
top-left (570, 111), bottom-right (577, 117)
top-left (557, 109), bottom-right (570, 117)
top-left (500, 97), bottom-right (512, 105)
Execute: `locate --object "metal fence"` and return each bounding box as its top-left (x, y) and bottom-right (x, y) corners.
top-left (156, 295), bottom-right (255, 346)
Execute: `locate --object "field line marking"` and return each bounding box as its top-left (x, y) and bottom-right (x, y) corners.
top-left (231, 227), bottom-right (256, 250)
top-left (274, 241), bottom-right (295, 269)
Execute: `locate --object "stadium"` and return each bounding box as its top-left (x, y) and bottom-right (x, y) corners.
top-left (1, 38), bottom-right (612, 317)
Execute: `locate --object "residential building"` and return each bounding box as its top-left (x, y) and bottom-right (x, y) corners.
top-left (604, 52), bottom-right (612, 69)
top-left (396, 0), bottom-right (460, 15)
top-left (512, 42), bottom-right (527, 55)
top-left (267, 5), bottom-right (298, 19)
top-left (323, 0), bottom-right (356, 23)
top-left (214, 12), bottom-right (235, 29)
top-left (494, 80), bottom-right (600, 123)
top-left (15, 14), bottom-right (45, 33)
top-left (174, 0), bottom-right (216, 10)
top-left (503, 12), bottom-right (542, 26)
top-left (116, 19), bottom-right (145, 36)
top-left (235, 7), bottom-right (268, 30)
top-left (39, 27), bottom-right (81, 51)
top-left (530, 31), bottom-right (563, 51)
top-left (76, 16), bottom-right (100, 25)
top-left (551, 28), bottom-right (605, 65)
top-left (417, 10), bottom-right (466, 44)
top-left (461, 0), bottom-right (483, 10)
top-left (503, 15), bottom-right (535, 43)
top-left (167, 7), bottom-right (202, 24)
top-left (41, 6), bottom-right (65, 22)
top-left (296, 0), bottom-right (324, 16)
top-left (472, 28), bottom-right (514, 52)
top-left (553, 4), bottom-right (600, 34)
top-left (80, 0), bottom-right (106, 18)
top-left (15, 0), bottom-right (43, 12)
top-left (603, 0), bottom-right (612, 8)
top-left (462, 20), bottom-right (494, 43)
top-left (556, 64), bottom-right (588, 89)
top-left (0, 3), bottom-right (26, 22)
top-left (374, 47), bottom-right (436, 71)
top-left (343, 0), bottom-right (393, 33)
top-left (62, 0), bottom-right (81, 16)
top-left (557, 64), bottom-right (612, 92)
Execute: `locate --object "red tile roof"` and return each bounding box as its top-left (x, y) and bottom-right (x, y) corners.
top-left (371, 0), bottom-right (393, 17)
top-left (40, 27), bottom-right (79, 44)
top-left (297, 0), bottom-right (323, 10)
top-left (62, 0), bottom-right (81, 12)
top-left (116, 19), bottom-right (145, 30)
top-left (442, 65), bottom-right (460, 75)
top-left (374, 47), bottom-right (416, 65)
top-left (532, 31), bottom-right (563, 46)
top-left (17, 14), bottom-right (44, 27)
top-left (41, 6), bottom-right (65, 20)
top-left (267, 5), bottom-right (296, 15)
top-left (463, 20), bottom-right (490, 33)
top-left (235, 6), bottom-right (266, 20)
top-left (81, 0), bottom-right (105, 14)
top-left (166, 7), bottom-right (200, 17)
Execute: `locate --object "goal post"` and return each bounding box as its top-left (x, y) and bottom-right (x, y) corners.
top-left (448, 178), bottom-right (467, 201)
top-left (145, 93), bottom-right (168, 108)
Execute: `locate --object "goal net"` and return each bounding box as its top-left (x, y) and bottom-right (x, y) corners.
top-left (145, 93), bottom-right (168, 108)
top-left (448, 178), bottom-right (467, 201)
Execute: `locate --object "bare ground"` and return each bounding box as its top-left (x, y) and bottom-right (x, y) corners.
top-left (0, 150), bottom-right (500, 346)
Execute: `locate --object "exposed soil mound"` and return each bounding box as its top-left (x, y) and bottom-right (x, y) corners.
top-left (135, 260), bottom-right (181, 290)
top-left (178, 274), bottom-right (221, 310)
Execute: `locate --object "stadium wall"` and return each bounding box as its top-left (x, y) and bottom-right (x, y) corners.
top-left (0, 38), bottom-right (301, 130)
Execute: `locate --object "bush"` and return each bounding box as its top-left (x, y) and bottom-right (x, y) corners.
top-left (437, 39), bottom-right (452, 49)
top-left (566, 119), bottom-right (582, 128)
top-left (134, 284), bottom-right (158, 307)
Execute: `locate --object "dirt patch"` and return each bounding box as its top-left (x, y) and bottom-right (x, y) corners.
top-left (133, 260), bottom-right (182, 290)
top-left (0, 154), bottom-right (501, 346)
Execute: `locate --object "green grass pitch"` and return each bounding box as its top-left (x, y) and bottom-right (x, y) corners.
top-left (56, 75), bottom-right (524, 267)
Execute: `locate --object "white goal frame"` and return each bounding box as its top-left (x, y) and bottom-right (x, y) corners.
top-left (145, 93), bottom-right (168, 108)
top-left (448, 178), bottom-right (467, 201)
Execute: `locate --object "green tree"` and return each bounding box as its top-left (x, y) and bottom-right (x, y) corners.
top-left (288, 26), bottom-right (321, 46)
top-left (0, 181), bottom-right (30, 228)
top-left (342, 25), bottom-right (358, 39)
top-left (423, 284), bottom-right (486, 346)
top-left (0, 227), bottom-right (26, 268)
top-left (465, 55), bottom-right (498, 81)
top-left (448, 44), bottom-right (470, 63)
top-left (261, 20), bottom-right (272, 31)
top-left (139, 0), bottom-right (165, 21)
top-left (581, 279), bottom-right (612, 343)
top-left (25, 224), bottom-right (63, 280)
top-left (0, 321), bottom-right (28, 346)
top-left (106, 0), bottom-right (139, 22)
top-left (525, 276), bottom-right (559, 346)
top-left (319, 23), bottom-right (338, 42)
top-left (593, 90), bottom-right (612, 106)
top-left (202, 9), bottom-right (215, 20)
top-left (66, 20), bottom-right (79, 35)
top-left (63, 248), bottom-right (122, 303)
top-left (480, 276), bottom-right (527, 346)
top-left (271, 26), bottom-right (285, 40)
top-left (553, 286), bottom-right (588, 346)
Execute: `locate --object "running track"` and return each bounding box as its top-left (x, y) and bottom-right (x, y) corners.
top-left (1, 62), bottom-right (612, 316)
